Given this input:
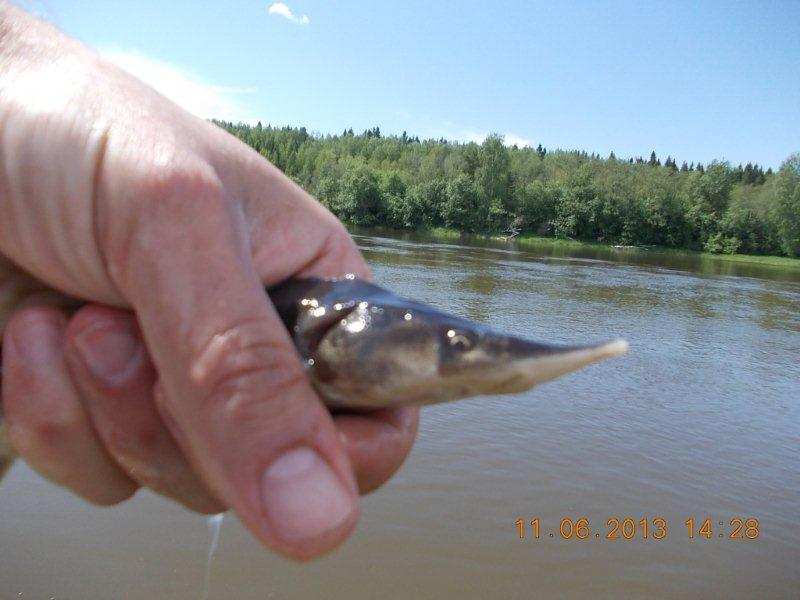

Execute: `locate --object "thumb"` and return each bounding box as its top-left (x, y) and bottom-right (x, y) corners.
top-left (104, 165), bottom-right (359, 560)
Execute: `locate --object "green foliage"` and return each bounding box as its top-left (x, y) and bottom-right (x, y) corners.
top-left (703, 232), bottom-right (742, 255)
top-left (774, 154), bottom-right (800, 256)
top-left (406, 179), bottom-right (446, 229)
top-left (213, 120), bottom-right (798, 257)
top-left (515, 180), bottom-right (560, 234)
top-left (553, 166), bottom-right (604, 239)
top-left (328, 160), bottom-right (383, 226)
top-left (442, 174), bottom-right (484, 232)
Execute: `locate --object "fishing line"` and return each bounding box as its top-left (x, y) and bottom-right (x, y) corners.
top-left (201, 513), bottom-right (225, 600)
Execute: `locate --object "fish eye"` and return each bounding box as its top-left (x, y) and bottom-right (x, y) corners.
top-left (446, 329), bottom-right (472, 350)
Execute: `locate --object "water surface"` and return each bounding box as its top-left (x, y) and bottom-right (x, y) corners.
top-left (2, 233), bottom-right (798, 599)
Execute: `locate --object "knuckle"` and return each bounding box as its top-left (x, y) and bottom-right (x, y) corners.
top-left (212, 375), bottom-right (309, 439)
top-left (190, 318), bottom-right (302, 395)
top-left (187, 318), bottom-right (312, 427)
top-left (7, 404), bottom-right (85, 457)
top-left (7, 308), bottom-right (65, 352)
top-left (10, 304), bottom-right (59, 326)
top-left (136, 158), bottom-right (224, 210)
top-left (101, 158), bottom-right (226, 287)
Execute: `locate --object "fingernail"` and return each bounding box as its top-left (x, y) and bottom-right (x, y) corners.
top-left (261, 447), bottom-right (356, 543)
top-left (73, 323), bottom-right (141, 386)
top-left (11, 316), bottom-right (62, 366)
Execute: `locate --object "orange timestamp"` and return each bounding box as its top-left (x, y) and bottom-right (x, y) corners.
top-left (515, 516), bottom-right (760, 541)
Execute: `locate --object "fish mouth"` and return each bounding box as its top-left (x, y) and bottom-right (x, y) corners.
top-left (495, 338), bottom-right (629, 392)
top-left (442, 337), bottom-right (630, 397)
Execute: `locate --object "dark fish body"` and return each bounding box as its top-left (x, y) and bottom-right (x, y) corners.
top-left (0, 271), bottom-right (628, 482)
top-left (271, 277), bottom-right (627, 409)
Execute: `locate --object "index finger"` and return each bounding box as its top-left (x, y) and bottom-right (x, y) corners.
top-left (100, 157), bottom-right (359, 561)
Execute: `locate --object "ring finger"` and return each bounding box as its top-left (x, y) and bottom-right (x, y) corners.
top-left (2, 305), bottom-right (137, 504)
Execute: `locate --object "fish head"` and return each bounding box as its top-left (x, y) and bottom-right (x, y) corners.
top-left (308, 296), bottom-right (628, 410)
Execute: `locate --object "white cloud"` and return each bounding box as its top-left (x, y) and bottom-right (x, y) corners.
top-left (502, 133), bottom-right (534, 148)
top-left (459, 130), bottom-right (489, 144)
top-left (267, 2), bottom-right (310, 25)
top-left (100, 49), bottom-right (258, 122)
top-left (454, 130), bottom-right (533, 147)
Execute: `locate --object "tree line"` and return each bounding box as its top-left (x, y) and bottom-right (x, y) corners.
top-left (215, 121), bottom-right (800, 258)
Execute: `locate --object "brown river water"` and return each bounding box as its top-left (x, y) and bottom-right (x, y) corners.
top-left (1, 232), bottom-right (799, 599)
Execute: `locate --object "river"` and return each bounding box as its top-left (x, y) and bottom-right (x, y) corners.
top-left (1, 232), bottom-right (798, 599)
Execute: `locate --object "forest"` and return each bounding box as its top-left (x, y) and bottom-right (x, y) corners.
top-left (216, 121), bottom-right (800, 258)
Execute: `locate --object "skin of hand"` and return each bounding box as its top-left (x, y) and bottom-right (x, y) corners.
top-left (0, 3), bottom-right (418, 561)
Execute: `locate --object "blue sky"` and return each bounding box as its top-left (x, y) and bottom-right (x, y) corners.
top-left (23, 0), bottom-right (800, 168)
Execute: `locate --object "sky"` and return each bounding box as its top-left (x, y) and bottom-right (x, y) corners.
top-left (19, 0), bottom-right (800, 168)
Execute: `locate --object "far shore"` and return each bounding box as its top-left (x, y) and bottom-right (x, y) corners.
top-left (349, 225), bottom-right (800, 272)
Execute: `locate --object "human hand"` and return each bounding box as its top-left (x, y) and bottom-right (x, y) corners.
top-left (0, 3), bottom-right (418, 560)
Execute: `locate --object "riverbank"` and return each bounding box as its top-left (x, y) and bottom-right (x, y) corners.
top-left (349, 225), bottom-right (800, 273)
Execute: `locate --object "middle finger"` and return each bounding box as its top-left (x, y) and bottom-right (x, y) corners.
top-left (64, 304), bottom-right (224, 514)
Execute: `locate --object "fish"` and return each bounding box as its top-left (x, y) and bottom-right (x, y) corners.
top-left (0, 269), bottom-right (628, 483)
